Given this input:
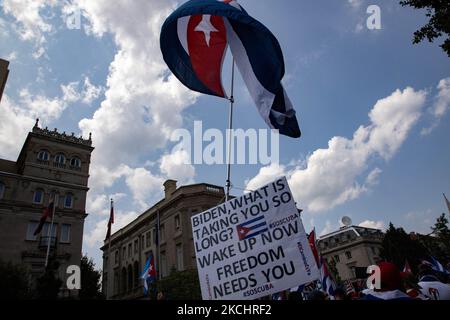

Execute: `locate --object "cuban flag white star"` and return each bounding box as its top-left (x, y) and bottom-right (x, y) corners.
top-left (194, 14), bottom-right (219, 47)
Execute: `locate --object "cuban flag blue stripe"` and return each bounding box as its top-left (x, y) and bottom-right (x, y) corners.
top-left (244, 227), bottom-right (269, 240)
top-left (239, 215), bottom-right (264, 227)
top-left (160, 15), bottom-right (218, 97)
top-left (226, 18), bottom-right (284, 94)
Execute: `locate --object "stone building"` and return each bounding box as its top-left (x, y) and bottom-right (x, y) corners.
top-left (0, 58), bottom-right (10, 102)
top-left (317, 225), bottom-right (384, 281)
top-left (101, 180), bottom-right (225, 300)
top-left (0, 120), bottom-right (94, 296)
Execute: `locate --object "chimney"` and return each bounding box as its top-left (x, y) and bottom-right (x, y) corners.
top-left (163, 180), bottom-right (177, 200)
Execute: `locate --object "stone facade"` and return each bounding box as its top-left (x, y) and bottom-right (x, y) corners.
top-left (0, 120), bottom-right (94, 296)
top-left (317, 226), bottom-right (384, 281)
top-left (101, 180), bottom-right (225, 300)
top-left (0, 58), bottom-right (9, 102)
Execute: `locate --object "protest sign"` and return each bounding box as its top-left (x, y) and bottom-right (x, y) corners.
top-left (191, 177), bottom-right (320, 300)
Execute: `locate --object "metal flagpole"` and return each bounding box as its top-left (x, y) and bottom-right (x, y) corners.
top-left (226, 58), bottom-right (235, 202)
top-left (107, 198), bottom-right (113, 299)
top-left (45, 194), bottom-right (58, 268)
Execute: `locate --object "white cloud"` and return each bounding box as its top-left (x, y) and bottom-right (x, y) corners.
top-left (247, 86), bottom-right (427, 213)
top-left (124, 167), bottom-right (164, 210)
top-left (246, 163), bottom-right (286, 192)
top-left (19, 88), bottom-right (67, 121)
top-left (319, 220), bottom-right (336, 237)
top-left (160, 150), bottom-right (195, 184)
top-left (84, 210), bottom-right (138, 248)
top-left (75, 0), bottom-right (198, 166)
top-left (81, 77), bottom-right (103, 104)
top-left (421, 77), bottom-right (450, 136)
top-left (2, 0), bottom-right (58, 58)
top-left (358, 220), bottom-right (385, 230)
top-left (61, 77), bottom-right (103, 105)
top-left (0, 95), bottom-right (35, 159)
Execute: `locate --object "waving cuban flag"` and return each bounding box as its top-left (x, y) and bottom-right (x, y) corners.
top-left (160, 0), bottom-right (301, 138)
top-left (141, 254), bottom-right (157, 295)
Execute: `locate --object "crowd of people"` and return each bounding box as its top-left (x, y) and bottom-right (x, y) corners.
top-left (286, 261), bottom-right (450, 301)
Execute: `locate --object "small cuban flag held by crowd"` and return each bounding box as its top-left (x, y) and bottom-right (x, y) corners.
top-left (141, 254), bottom-right (157, 295)
top-left (320, 257), bottom-right (336, 299)
top-left (160, 0), bottom-right (301, 138)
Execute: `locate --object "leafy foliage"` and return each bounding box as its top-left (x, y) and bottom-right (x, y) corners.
top-left (149, 269), bottom-right (202, 300)
top-left (0, 260), bottom-right (33, 299)
top-left (380, 223), bottom-right (428, 273)
top-left (34, 259), bottom-right (63, 300)
top-left (400, 0), bottom-right (450, 56)
top-left (79, 255), bottom-right (104, 300)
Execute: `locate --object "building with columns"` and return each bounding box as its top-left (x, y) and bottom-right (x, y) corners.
top-left (101, 180), bottom-right (225, 300)
top-left (317, 225), bottom-right (384, 282)
top-left (0, 120), bottom-right (94, 297)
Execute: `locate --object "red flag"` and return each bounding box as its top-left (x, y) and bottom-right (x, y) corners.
top-left (444, 193), bottom-right (450, 214)
top-left (34, 201), bottom-right (54, 236)
top-left (308, 229), bottom-right (320, 267)
top-left (105, 200), bottom-right (114, 240)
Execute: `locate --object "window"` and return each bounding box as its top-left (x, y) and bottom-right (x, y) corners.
top-left (160, 224), bottom-right (165, 242)
top-left (60, 224), bottom-right (71, 243)
top-left (334, 255), bottom-right (340, 263)
top-left (122, 247), bottom-right (126, 260)
top-left (176, 244), bottom-right (183, 271)
top-left (54, 153), bottom-right (65, 165)
top-left (175, 215), bottom-right (181, 232)
top-left (64, 193), bottom-right (73, 208)
top-left (134, 239), bottom-right (138, 254)
top-left (37, 150), bottom-right (49, 161)
top-left (115, 251), bottom-right (119, 264)
top-left (33, 189), bottom-right (44, 204)
top-left (128, 243), bottom-right (132, 258)
top-left (42, 223), bottom-right (57, 238)
top-left (70, 157), bottom-right (81, 168)
top-left (345, 251), bottom-right (352, 260)
top-left (0, 182), bottom-right (4, 199)
top-left (26, 221), bottom-right (39, 241)
top-left (146, 231), bottom-right (151, 248)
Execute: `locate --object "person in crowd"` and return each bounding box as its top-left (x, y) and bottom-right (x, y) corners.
top-left (400, 272), bottom-right (428, 300)
top-left (333, 287), bottom-right (349, 300)
top-left (360, 262), bottom-right (411, 300)
top-left (417, 263), bottom-right (450, 300)
top-left (288, 291), bottom-right (303, 301)
top-left (306, 290), bottom-right (327, 301)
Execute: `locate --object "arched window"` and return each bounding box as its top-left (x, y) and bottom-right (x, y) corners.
top-left (33, 189), bottom-right (44, 204)
top-left (70, 157), bottom-right (81, 168)
top-left (64, 193), bottom-right (73, 208)
top-left (0, 182), bottom-right (5, 199)
top-left (54, 153), bottom-right (66, 165)
top-left (37, 150), bottom-right (49, 161)
top-left (121, 267), bottom-right (127, 294)
top-left (133, 261), bottom-right (139, 289)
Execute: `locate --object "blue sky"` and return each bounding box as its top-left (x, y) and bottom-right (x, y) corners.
top-left (0, 0), bottom-right (449, 269)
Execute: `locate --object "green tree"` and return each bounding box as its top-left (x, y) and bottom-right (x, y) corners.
top-left (380, 223), bottom-right (428, 273)
top-left (35, 259), bottom-right (63, 300)
top-left (432, 213), bottom-right (450, 243)
top-left (150, 269), bottom-right (202, 300)
top-left (0, 260), bottom-right (32, 299)
top-left (400, 0), bottom-right (450, 57)
top-left (79, 256), bottom-right (104, 300)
